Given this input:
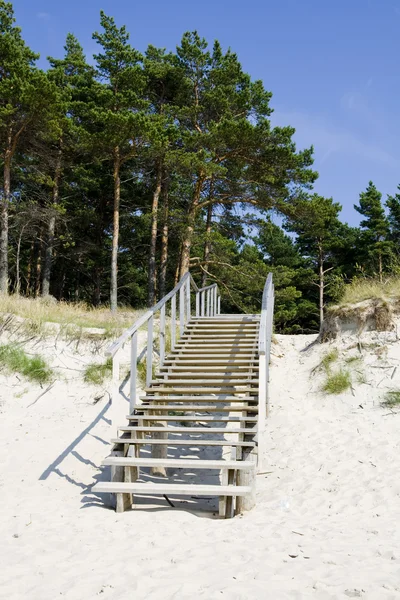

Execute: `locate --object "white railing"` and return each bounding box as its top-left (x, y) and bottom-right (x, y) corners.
top-left (106, 273), bottom-right (221, 434)
top-left (257, 273), bottom-right (274, 471)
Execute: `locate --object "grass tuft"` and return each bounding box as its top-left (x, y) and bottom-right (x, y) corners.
top-left (381, 391), bottom-right (400, 408)
top-left (0, 344), bottom-right (53, 384)
top-left (84, 358), bottom-right (113, 385)
top-left (322, 369), bottom-right (351, 394)
top-left (321, 349), bottom-right (339, 371)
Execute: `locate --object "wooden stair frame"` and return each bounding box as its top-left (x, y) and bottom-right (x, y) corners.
top-left (92, 273), bottom-right (274, 518)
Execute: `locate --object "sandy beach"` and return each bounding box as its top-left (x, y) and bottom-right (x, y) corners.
top-left (1, 329), bottom-right (400, 599)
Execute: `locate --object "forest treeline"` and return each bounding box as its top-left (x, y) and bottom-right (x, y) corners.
top-left (1, 1), bottom-right (400, 332)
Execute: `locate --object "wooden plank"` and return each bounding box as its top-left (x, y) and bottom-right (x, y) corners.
top-left (171, 294), bottom-right (176, 350)
top-left (111, 438), bottom-right (256, 447)
top-left (129, 331), bottom-right (137, 412)
top-left (159, 303), bottom-right (166, 366)
top-left (146, 315), bottom-right (153, 388)
top-left (92, 482), bottom-right (252, 497)
top-left (136, 404), bottom-right (258, 412)
top-left (102, 457), bottom-right (256, 470)
top-left (117, 427), bottom-right (257, 434)
top-left (126, 415), bottom-right (258, 422)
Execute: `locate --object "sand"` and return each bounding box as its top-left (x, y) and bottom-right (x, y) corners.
top-left (1, 327), bottom-right (400, 599)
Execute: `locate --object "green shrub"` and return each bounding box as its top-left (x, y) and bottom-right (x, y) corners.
top-left (0, 344), bottom-right (53, 384)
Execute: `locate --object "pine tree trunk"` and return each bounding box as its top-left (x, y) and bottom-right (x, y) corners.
top-left (110, 147), bottom-right (121, 312)
top-left (26, 239), bottom-right (35, 296)
top-left (42, 139), bottom-right (63, 297)
top-left (379, 251), bottom-right (383, 283)
top-left (319, 244), bottom-right (324, 326)
top-left (0, 141), bottom-right (12, 294)
top-left (35, 234), bottom-right (43, 298)
top-left (159, 176), bottom-right (169, 299)
top-left (179, 177), bottom-right (204, 278)
top-left (148, 160), bottom-right (162, 306)
top-left (202, 204), bottom-right (213, 287)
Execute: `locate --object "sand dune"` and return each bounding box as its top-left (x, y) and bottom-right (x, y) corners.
top-left (1, 329), bottom-right (400, 599)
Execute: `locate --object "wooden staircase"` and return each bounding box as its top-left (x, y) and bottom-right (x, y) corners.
top-left (92, 275), bottom-right (274, 518)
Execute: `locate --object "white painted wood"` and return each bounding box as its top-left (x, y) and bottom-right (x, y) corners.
top-left (103, 457), bottom-right (256, 470)
top-left (93, 482), bottom-right (252, 496)
top-left (171, 294), bottom-right (176, 350)
top-left (179, 284), bottom-right (185, 336)
top-left (111, 438), bottom-right (256, 447)
top-left (129, 332), bottom-right (137, 412)
top-left (126, 415), bottom-right (258, 422)
top-left (196, 292), bottom-right (200, 317)
top-left (146, 315), bottom-right (154, 388)
top-left (160, 304), bottom-right (166, 366)
top-left (201, 290), bottom-right (205, 316)
top-left (257, 353), bottom-right (267, 473)
top-left (111, 353), bottom-right (120, 440)
top-left (186, 278), bottom-right (191, 324)
top-left (136, 404), bottom-right (258, 412)
top-left (117, 427), bottom-right (257, 434)
top-left (236, 452), bottom-right (256, 513)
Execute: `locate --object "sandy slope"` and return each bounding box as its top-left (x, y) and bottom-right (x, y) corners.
top-left (1, 329), bottom-right (400, 599)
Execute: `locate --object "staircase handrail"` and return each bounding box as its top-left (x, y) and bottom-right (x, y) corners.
top-left (107, 272), bottom-right (221, 434)
top-left (257, 272), bottom-right (274, 471)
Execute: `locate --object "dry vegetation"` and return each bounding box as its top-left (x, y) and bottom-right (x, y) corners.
top-left (0, 294), bottom-right (145, 339)
top-left (339, 278), bottom-right (400, 305)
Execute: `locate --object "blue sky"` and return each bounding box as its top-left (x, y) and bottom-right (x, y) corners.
top-left (12, 0), bottom-right (400, 225)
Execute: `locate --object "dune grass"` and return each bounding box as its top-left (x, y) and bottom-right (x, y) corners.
top-left (321, 349), bottom-right (339, 371)
top-left (84, 358), bottom-right (113, 385)
top-left (381, 390), bottom-right (400, 408)
top-left (0, 343), bottom-right (53, 384)
top-left (339, 278), bottom-right (400, 305)
top-left (322, 369), bottom-right (352, 394)
top-left (0, 294), bottom-right (145, 339)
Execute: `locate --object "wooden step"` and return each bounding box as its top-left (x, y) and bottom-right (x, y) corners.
top-left (117, 426), bottom-right (257, 434)
top-left (92, 482), bottom-right (252, 497)
top-left (135, 404), bottom-right (258, 412)
top-left (156, 376), bottom-right (255, 385)
top-left (127, 415), bottom-right (258, 422)
top-left (174, 343), bottom-right (256, 349)
top-left (140, 397), bottom-right (257, 403)
top-left (112, 438), bottom-right (256, 447)
top-left (150, 380), bottom-right (258, 386)
top-left (161, 362), bottom-right (258, 367)
top-left (159, 366), bottom-right (259, 372)
top-left (145, 387), bottom-right (257, 394)
top-left (163, 359), bottom-right (257, 365)
top-left (102, 457), bottom-right (255, 470)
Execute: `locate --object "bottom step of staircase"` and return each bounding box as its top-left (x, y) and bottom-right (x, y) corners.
top-left (101, 457), bottom-right (255, 470)
top-left (92, 482), bottom-right (251, 497)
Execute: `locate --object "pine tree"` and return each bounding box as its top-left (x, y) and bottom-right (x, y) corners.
top-left (92, 11), bottom-right (148, 311)
top-left (285, 194), bottom-right (342, 325)
top-left (354, 181), bottom-right (391, 282)
top-left (386, 185), bottom-right (400, 254)
top-left (0, 1), bottom-right (56, 293)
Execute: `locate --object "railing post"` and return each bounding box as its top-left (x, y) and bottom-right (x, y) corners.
top-left (217, 294), bottom-right (221, 315)
top-left (171, 294), bottom-right (176, 350)
top-left (201, 290), bottom-right (205, 317)
top-left (214, 287), bottom-right (217, 315)
top-left (179, 284), bottom-right (185, 336)
top-left (186, 278), bottom-right (191, 324)
top-left (258, 353), bottom-right (267, 472)
top-left (129, 332), bottom-right (137, 413)
top-left (111, 353), bottom-right (120, 440)
top-left (210, 286), bottom-right (214, 316)
top-left (196, 292), bottom-right (200, 317)
top-left (146, 315), bottom-right (153, 387)
top-left (160, 304), bottom-right (166, 367)
top-left (207, 289), bottom-right (210, 317)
